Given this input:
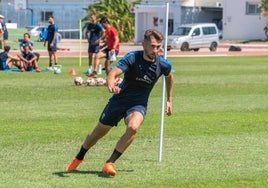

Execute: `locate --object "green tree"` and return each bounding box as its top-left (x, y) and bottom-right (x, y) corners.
top-left (260, 0), bottom-right (268, 16)
top-left (83, 0), bottom-right (136, 42)
top-left (259, 0), bottom-right (268, 39)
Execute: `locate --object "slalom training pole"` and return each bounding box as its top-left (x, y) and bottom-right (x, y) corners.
top-left (79, 19), bottom-right (82, 66)
top-left (158, 2), bottom-right (169, 162)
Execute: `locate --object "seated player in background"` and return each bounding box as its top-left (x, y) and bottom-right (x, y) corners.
top-left (0, 45), bottom-right (20, 70)
top-left (20, 33), bottom-right (40, 62)
top-left (18, 45), bottom-right (40, 72)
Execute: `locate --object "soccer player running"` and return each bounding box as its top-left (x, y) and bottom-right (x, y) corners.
top-left (66, 29), bottom-right (174, 176)
top-left (85, 13), bottom-right (105, 74)
top-left (88, 16), bottom-right (120, 77)
top-left (44, 15), bottom-right (58, 71)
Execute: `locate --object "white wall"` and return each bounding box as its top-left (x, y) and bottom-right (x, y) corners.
top-left (223, 0), bottom-right (266, 40)
top-left (134, 3), bottom-right (181, 43)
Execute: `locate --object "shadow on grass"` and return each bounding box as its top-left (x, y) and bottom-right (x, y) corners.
top-left (53, 169), bottom-right (134, 178)
top-left (53, 170), bottom-right (111, 178)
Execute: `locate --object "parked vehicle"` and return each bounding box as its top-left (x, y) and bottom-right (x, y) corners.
top-left (26, 26), bottom-right (47, 37)
top-left (167, 23), bottom-right (219, 52)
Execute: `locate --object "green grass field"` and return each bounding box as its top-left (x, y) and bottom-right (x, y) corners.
top-left (0, 56), bottom-right (268, 188)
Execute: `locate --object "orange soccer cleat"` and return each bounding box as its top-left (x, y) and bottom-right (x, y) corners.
top-left (65, 157), bottom-right (84, 172)
top-left (102, 162), bottom-right (116, 176)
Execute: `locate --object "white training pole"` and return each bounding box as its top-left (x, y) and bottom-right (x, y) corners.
top-left (79, 19), bottom-right (82, 66)
top-left (158, 2), bottom-right (169, 162)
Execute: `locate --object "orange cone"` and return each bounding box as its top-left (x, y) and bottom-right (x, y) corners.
top-left (69, 68), bottom-right (77, 76)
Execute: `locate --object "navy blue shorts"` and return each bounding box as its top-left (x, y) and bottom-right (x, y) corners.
top-left (47, 42), bottom-right (57, 52)
top-left (102, 48), bottom-right (119, 60)
top-left (99, 101), bottom-right (147, 127)
top-left (0, 62), bottom-right (7, 70)
top-left (88, 44), bottom-right (100, 53)
top-left (3, 31), bottom-right (8, 40)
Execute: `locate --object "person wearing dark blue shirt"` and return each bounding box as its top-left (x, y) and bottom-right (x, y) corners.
top-left (66, 29), bottom-right (174, 176)
top-left (18, 45), bottom-right (40, 72)
top-left (0, 46), bottom-right (19, 70)
top-left (20, 33), bottom-right (40, 62)
top-left (0, 15), bottom-right (8, 47)
top-left (44, 15), bottom-right (58, 71)
top-left (86, 13), bottom-right (105, 74)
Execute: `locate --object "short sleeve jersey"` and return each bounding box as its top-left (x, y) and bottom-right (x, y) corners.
top-left (1, 22), bottom-right (7, 32)
top-left (46, 24), bottom-right (58, 43)
top-left (105, 26), bottom-right (120, 51)
top-left (110, 51), bottom-right (172, 107)
top-left (0, 51), bottom-right (8, 62)
top-left (19, 51), bottom-right (35, 61)
top-left (87, 22), bottom-right (103, 45)
top-left (20, 40), bottom-right (34, 49)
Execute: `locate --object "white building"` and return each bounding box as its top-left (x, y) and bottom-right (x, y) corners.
top-left (134, 0), bottom-right (223, 43)
top-left (223, 0), bottom-right (267, 40)
top-left (134, 1), bottom-right (182, 43)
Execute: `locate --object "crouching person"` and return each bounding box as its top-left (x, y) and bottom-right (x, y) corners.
top-left (18, 45), bottom-right (40, 72)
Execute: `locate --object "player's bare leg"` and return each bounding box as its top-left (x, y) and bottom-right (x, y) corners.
top-left (102, 112), bottom-right (144, 176)
top-left (65, 123), bottom-right (112, 172)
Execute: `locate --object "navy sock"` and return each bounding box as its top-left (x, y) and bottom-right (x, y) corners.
top-left (76, 145), bottom-right (88, 160)
top-left (106, 149), bottom-right (122, 163)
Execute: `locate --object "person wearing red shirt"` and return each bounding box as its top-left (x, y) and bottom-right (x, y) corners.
top-left (88, 17), bottom-right (120, 77)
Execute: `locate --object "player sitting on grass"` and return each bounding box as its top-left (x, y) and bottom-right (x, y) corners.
top-left (20, 33), bottom-right (40, 63)
top-left (0, 45), bottom-right (20, 70)
top-left (18, 45), bottom-right (40, 72)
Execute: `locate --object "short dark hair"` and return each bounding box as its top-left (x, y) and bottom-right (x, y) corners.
top-left (144, 29), bottom-right (163, 43)
top-left (100, 16), bottom-right (109, 24)
top-left (24, 32), bottom-right (30, 38)
top-left (4, 46), bottom-right (10, 52)
top-left (48, 15), bottom-right (54, 19)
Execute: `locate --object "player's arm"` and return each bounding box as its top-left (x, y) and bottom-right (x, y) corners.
top-left (7, 53), bottom-right (19, 61)
top-left (28, 54), bottom-right (37, 63)
top-left (50, 32), bottom-right (57, 46)
top-left (28, 43), bottom-right (33, 51)
top-left (17, 53), bottom-right (28, 63)
top-left (99, 28), bottom-right (106, 43)
top-left (165, 73), bottom-right (174, 116)
top-left (112, 35), bottom-right (119, 50)
top-left (19, 45), bottom-right (24, 52)
top-left (106, 66), bottom-right (123, 94)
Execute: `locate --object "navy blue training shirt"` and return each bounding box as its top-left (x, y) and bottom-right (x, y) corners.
top-left (110, 50), bottom-right (172, 107)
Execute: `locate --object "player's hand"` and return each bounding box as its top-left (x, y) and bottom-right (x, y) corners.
top-left (110, 49), bottom-right (115, 54)
top-left (108, 85), bottom-right (121, 94)
top-left (166, 101), bottom-right (172, 116)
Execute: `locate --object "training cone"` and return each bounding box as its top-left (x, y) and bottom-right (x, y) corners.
top-left (69, 68), bottom-right (77, 76)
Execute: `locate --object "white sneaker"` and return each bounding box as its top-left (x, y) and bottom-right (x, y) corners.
top-left (46, 67), bottom-right (53, 71)
top-left (86, 68), bottom-right (92, 74)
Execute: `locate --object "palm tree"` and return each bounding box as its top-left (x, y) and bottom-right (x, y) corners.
top-left (259, 0), bottom-right (268, 39)
top-left (260, 0), bottom-right (268, 16)
top-left (83, 0), bottom-right (136, 42)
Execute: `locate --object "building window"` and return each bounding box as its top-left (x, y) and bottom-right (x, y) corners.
top-left (41, 11), bottom-right (53, 22)
top-left (246, 2), bottom-right (261, 15)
